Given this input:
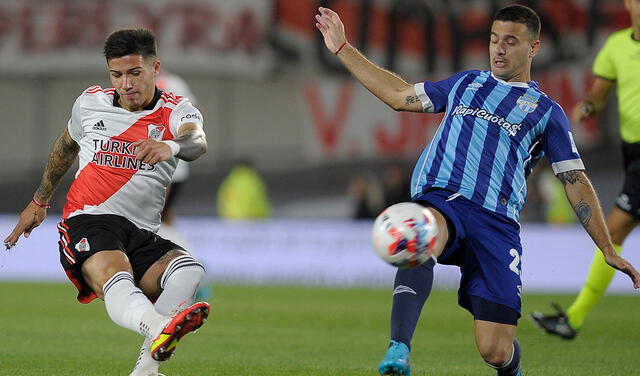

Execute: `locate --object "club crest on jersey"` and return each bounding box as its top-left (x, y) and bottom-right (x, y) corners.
top-left (516, 94), bottom-right (538, 113)
top-left (147, 124), bottom-right (165, 141)
top-left (75, 238), bottom-right (90, 252)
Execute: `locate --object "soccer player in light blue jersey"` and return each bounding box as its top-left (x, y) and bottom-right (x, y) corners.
top-left (315, 4), bottom-right (640, 376)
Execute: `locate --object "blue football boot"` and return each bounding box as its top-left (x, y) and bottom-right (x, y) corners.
top-left (378, 340), bottom-right (411, 376)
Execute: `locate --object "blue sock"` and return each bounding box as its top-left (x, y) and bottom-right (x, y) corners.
top-left (496, 338), bottom-right (521, 376)
top-left (389, 258), bottom-right (435, 349)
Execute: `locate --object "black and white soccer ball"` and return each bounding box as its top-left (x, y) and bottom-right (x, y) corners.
top-left (372, 202), bottom-right (438, 268)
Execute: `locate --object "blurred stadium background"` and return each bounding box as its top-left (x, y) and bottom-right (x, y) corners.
top-left (0, 0), bottom-right (628, 217)
top-left (2, 0), bottom-right (638, 288)
top-left (1, 1), bottom-right (639, 375)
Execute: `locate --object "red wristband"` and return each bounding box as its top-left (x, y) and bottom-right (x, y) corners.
top-left (335, 41), bottom-right (347, 55)
top-left (32, 198), bottom-right (51, 209)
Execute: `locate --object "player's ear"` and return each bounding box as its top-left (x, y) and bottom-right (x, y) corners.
top-left (529, 40), bottom-right (540, 58)
top-left (153, 59), bottom-right (161, 74)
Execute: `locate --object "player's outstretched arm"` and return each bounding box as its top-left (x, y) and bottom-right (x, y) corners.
top-left (134, 122), bottom-right (207, 164)
top-left (570, 77), bottom-right (614, 123)
top-left (558, 169), bottom-right (640, 289)
top-left (3, 128), bottom-right (79, 249)
top-left (314, 7), bottom-right (422, 112)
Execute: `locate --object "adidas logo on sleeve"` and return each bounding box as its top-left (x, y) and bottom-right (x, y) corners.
top-left (92, 120), bottom-right (107, 130)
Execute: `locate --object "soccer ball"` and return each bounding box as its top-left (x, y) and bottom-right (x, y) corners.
top-left (371, 202), bottom-right (438, 268)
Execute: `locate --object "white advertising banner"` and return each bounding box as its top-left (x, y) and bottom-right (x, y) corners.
top-left (1, 215), bottom-right (639, 294)
top-left (0, 0), bottom-right (274, 76)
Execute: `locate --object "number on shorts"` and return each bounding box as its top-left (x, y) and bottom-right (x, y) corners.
top-left (509, 248), bottom-right (521, 276)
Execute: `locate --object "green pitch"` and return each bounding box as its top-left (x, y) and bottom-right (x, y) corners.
top-left (0, 283), bottom-right (638, 376)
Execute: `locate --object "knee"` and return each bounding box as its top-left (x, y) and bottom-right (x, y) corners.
top-left (479, 344), bottom-right (511, 367)
top-left (81, 251), bottom-right (132, 299)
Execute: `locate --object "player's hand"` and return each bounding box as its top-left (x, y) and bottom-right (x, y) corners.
top-left (604, 252), bottom-right (640, 289)
top-left (315, 7), bottom-right (347, 54)
top-left (3, 201), bottom-right (47, 250)
top-left (133, 139), bottom-right (173, 165)
top-left (570, 101), bottom-right (594, 123)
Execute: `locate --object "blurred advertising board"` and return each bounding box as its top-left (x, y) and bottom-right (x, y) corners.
top-left (0, 0), bottom-right (274, 77)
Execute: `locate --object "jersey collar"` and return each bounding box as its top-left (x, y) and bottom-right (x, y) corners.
top-left (490, 72), bottom-right (531, 88)
top-left (112, 87), bottom-right (162, 111)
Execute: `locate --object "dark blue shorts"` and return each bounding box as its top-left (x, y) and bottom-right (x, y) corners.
top-left (415, 189), bottom-right (522, 324)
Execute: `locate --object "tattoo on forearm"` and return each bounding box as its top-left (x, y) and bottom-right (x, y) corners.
top-left (557, 170), bottom-right (588, 187)
top-left (405, 95), bottom-right (419, 106)
top-left (574, 200), bottom-right (592, 227)
top-left (175, 129), bottom-right (207, 161)
top-left (34, 132), bottom-right (79, 202)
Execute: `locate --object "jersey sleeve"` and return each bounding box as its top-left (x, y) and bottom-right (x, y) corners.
top-left (592, 35), bottom-right (616, 81)
top-left (413, 71), bottom-right (470, 113)
top-left (543, 104), bottom-right (585, 174)
top-left (168, 98), bottom-right (204, 137)
top-left (67, 93), bottom-right (85, 143)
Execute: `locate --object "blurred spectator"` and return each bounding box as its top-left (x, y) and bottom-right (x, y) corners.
top-left (217, 161), bottom-right (272, 219)
top-left (382, 164), bottom-right (411, 208)
top-left (348, 172), bottom-right (385, 219)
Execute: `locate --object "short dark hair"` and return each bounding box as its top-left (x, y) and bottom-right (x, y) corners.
top-left (103, 28), bottom-right (157, 61)
top-left (493, 4), bottom-right (540, 41)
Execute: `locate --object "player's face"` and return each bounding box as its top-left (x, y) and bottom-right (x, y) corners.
top-left (108, 54), bottom-right (160, 112)
top-left (489, 21), bottom-right (539, 82)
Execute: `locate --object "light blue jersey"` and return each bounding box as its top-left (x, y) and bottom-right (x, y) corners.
top-left (412, 70), bottom-right (584, 222)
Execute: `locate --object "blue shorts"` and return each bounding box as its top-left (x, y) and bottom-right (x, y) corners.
top-left (415, 189), bottom-right (523, 323)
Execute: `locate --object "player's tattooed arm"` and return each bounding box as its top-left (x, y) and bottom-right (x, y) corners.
top-left (558, 170), bottom-right (593, 227)
top-left (34, 129), bottom-right (80, 203)
top-left (405, 95), bottom-right (419, 106)
top-left (558, 171), bottom-right (640, 289)
top-left (559, 169), bottom-right (616, 252)
top-left (4, 129), bottom-right (79, 248)
top-left (572, 200), bottom-right (592, 227)
top-left (174, 123), bottom-right (208, 161)
top-left (557, 170), bottom-right (589, 187)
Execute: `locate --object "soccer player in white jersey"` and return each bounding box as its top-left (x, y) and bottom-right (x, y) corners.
top-left (315, 4), bottom-right (640, 376)
top-left (4, 29), bottom-right (210, 376)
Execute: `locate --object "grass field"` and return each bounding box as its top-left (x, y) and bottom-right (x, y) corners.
top-left (0, 283), bottom-right (638, 376)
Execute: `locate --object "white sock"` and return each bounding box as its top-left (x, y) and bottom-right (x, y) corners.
top-left (155, 255), bottom-right (206, 316)
top-left (103, 271), bottom-right (168, 339)
top-left (129, 338), bottom-right (157, 376)
top-left (130, 256), bottom-right (205, 375)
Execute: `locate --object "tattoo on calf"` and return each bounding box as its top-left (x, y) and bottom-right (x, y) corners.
top-left (574, 200), bottom-right (592, 227)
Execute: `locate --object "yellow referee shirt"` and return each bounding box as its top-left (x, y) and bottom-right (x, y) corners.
top-left (593, 27), bottom-right (640, 143)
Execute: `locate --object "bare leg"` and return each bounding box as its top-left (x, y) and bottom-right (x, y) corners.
top-left (475, 320), bottom-right (520, 375)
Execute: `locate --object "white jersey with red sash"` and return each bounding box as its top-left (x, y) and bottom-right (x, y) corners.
top-left (64, 86), bottom-right (204, 232)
